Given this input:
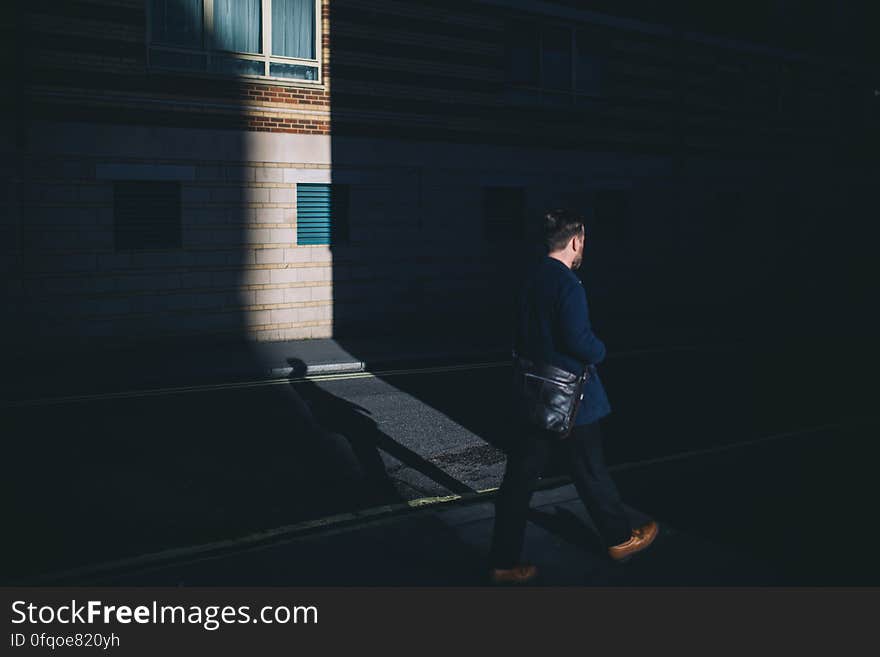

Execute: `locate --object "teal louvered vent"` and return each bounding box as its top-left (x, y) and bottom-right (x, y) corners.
top-left (296, 183), bottom-right (349, 245)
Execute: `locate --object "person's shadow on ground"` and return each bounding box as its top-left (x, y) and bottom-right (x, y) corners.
top-left (284, 358), bottom-right (400, 508)
top-left (285, 358), bottom-right (478, 503)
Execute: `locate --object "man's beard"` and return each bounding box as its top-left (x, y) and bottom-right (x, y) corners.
top-left (572, 253), bottom-right (583, 270)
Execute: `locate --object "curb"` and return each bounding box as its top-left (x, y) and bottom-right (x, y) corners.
top-left (268, 360), bottom-right (366, 378)
top-left (267, 351), bottom-right (509, 380)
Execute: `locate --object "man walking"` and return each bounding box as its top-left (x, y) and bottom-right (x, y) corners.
top-left (489, 208), bottom-right (658, 584)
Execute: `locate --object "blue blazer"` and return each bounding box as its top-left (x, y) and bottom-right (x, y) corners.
top-left (513, 256), bottom-right (611, 425)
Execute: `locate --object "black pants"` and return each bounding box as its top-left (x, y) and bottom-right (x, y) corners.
top-left (489, 420), bottom-right (632, 569)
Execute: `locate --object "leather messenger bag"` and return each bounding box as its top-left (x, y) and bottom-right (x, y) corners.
top-left (512, 353), bottom-right (588, 438)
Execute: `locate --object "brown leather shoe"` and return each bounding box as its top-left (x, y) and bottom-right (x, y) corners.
top-left (489, 564), bottom-right (538, 584)
top-left (607, 520), bottom-right (659, 562)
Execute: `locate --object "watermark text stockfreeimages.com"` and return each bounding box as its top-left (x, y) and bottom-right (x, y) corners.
top-left (11, 599), bottom-right (318, 632)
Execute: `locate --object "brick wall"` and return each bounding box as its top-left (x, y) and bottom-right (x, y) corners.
top-left (25, 0), bottom-right (331, 134)
top-left (6, 1), bottom-right (876, 353)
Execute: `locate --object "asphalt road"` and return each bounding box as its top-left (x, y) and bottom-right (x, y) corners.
top-left (3, 337), bottom-right (878, 583)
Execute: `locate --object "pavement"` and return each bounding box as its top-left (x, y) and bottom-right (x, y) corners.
top-left (31, 482), bottom-right (784, 587)
top-left (5, 326), bottom-right (878, 586)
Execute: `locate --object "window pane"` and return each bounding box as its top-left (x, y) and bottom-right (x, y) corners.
top-left (507, 23), bottom-right (539, 86)
top-left (576, 30), bottom-right (603, 95)
top-left (211, 56), bottom-right (265, 77)
top-left (542, 26), bottom-right (572, 90)
top-left (150, 0), bottom-right (203, 48)
top-left (593, 189), bottom-right (629, 242)
top-left (214, 0), bottom-right (262, 54)
top-left (505, 87), bottom-right (542, 105)
top-left (542, 91), bottom-right (571, 107)
top-left (576, 56), bottom-right (603, 95)
top-left (273, 0), bottom-right (317, 59)
top-left (269, 62), bottom-right (319, 80)
top-left (483, 187), bottom-right (525, 241)
top-left (575, 93), bottom-right (600, 108)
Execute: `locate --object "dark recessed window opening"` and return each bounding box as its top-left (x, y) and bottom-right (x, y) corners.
top-left (506, 22), bottom-right (605, 105)
top-left (297, 183), bottom-right (349, 245)
top-left (592, 189), bottom-right (629, 242)
top-left (113, 180), bottom-right (182, 251)
top-left (483, 186), bottom-right (525, 242)
top-left (716, 189), bottom-right (743, 226)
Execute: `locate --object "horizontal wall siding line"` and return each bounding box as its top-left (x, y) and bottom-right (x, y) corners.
top-left (16, 243), bottom-right (310, 253)
top-left (26, 67), bottom-right (328, 103)
top-left (27, 89), bottom-right (330, 118)
top-left (330, 31), bottom-right (502, 63)
top-left (23, 303), bottom-right (335, 327)
top-left (330, 80), bottom-right (500, 106)
top-left (10, 261), bottom-right (496, 280)
top-left (22, 205), bottom-right (304, 213)
top-left (15, 259), bottom-right (494, 277)
top-left (29, 33), bottom-right (143, 58)
top-left (29, 1), bottom-right (143, 25)
top-left (332, 72), bottom-right (499, 94)
top-left (326, 84), bottom-right (682, 119)
top-left (13, 282), bottom-right (337, 296)
top-left (23, 295), bottom-right (335, 312)
top-left (324, 118), bottom-right (835, 159)
top-left (330, 56), bottom-right (500, 85)
top-left (324, 96), bottom-right (782, 138)
top-left (22, 206), bottom-right (300, 214)
top-left (334, 0), bottom-right (502, 32)
top-left (18, 161), bottom-right (333, 179)
top-left (25, 181), bottom-right (326, 193)
top-left (26, 102), bottom-right (324, 133)
top-left (31, 54), bottom-right (142, 76)
top-left (247, 320), bottom-right (332, 332)
top-left (14, 286), bottom-right (478, 307)
top-left (20, 222), bottom-right (301, 231)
